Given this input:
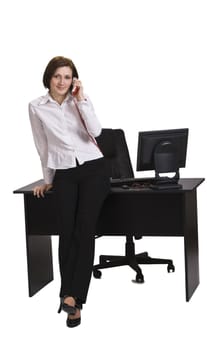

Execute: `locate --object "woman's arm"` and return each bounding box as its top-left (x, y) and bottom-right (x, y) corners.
top-left (72, 79), bottom-right (102, 138)
top-left (29, 103), bottom-right (55, 190)
top-left (75, 97), bottom-right (102, 138)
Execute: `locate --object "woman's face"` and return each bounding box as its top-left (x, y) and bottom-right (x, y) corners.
top-left (50, 66), bottom-right (73, 99)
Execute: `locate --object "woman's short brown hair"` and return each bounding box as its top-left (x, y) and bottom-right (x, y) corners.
top-left (43, 56), bottom-right (79, 92)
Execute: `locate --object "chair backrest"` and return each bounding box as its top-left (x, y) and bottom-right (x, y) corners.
top-left (96, 128), bottom-right (134, 179)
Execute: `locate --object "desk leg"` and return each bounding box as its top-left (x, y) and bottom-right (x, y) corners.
top-left (184, 190), bottom-right (199, 301)
top-left (26, 235), bottom-right (54, 297)
top-left (24, 195), bottom-right (54, 297)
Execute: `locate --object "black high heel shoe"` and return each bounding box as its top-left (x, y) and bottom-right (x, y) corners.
top-left (58, 296), bottom-right (76, 315)
top-left (66, 304), bottom-right (81, 328)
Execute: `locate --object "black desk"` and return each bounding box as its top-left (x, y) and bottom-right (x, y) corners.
top-left (14, 178), bottom-right (204, 301)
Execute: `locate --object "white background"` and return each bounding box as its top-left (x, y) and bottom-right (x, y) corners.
top-left (1, 0), bottom-right (207, 348)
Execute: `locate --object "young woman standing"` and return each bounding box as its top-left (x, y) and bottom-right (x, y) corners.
top-left (29, 56), bottom-right (110, 327)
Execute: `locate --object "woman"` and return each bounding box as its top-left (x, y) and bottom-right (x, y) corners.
top-left (29, 56), bottom-right (110, 328)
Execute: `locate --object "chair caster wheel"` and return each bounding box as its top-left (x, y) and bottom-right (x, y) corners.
top-left (132, 274), bottom-right (144, 284)
top-left (93, 269), bottom-right (102, 279)
top-left (167, 264), bottom-right (175, 273)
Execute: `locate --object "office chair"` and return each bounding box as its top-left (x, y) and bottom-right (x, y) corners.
top-left (93, 128), bottom-right (175, 283)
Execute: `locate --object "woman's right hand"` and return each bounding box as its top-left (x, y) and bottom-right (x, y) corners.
top-left (33, 184), bottom-right (53, 198)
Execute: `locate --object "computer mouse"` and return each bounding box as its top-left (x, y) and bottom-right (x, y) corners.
top-left (122, 184), bottom-right (130, 189)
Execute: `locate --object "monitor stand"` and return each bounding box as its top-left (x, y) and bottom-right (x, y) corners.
top-left (150, 173), bottom-right (182, 190)
top-left (151, 142), bottom-right (183, 190)
top-left (150, 181), bottom-right (182, 190)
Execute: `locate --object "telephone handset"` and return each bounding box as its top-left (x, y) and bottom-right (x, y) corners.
top-left (72, 77), bottom-right (80, 96)
top-left (72, 85), bottom-right (80, 96)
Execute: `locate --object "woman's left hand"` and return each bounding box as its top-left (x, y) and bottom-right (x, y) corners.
top-left (33, 183), bottom-right (53, 198)
top-left (72, 78), bottom-right (85, 101)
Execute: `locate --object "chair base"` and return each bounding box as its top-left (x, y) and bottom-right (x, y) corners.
top-left (93, 236), bottom-right (175, 283)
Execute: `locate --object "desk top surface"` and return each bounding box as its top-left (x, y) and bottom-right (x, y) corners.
top-left (14, 177), bottom-right (205, 195)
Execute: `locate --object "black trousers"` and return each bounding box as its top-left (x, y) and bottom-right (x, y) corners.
top-left (53, 158), bottom-right (110, 306)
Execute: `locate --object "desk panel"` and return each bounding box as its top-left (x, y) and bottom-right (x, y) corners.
top-left (97, 192), bottom-right (183, 236)
top-left (25, 195), bottom-right (58, 235)
top-left (26, 191), bottom-right (184, 237)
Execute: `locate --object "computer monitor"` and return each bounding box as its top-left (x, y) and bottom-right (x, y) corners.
top-left (136, 128), bottom-right (189, 189)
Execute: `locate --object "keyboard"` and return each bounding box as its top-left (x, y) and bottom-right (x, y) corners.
top-left (110, 178), bottom-right (182, 190)
top-left (110, 178), bottom-right (152, 189)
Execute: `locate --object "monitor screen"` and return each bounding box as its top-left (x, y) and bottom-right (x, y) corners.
top-left (136, 128), bottom-right (189, 173)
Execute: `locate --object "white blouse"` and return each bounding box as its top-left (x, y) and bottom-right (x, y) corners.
top-left (29, 93), bottom-right (103, 184)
